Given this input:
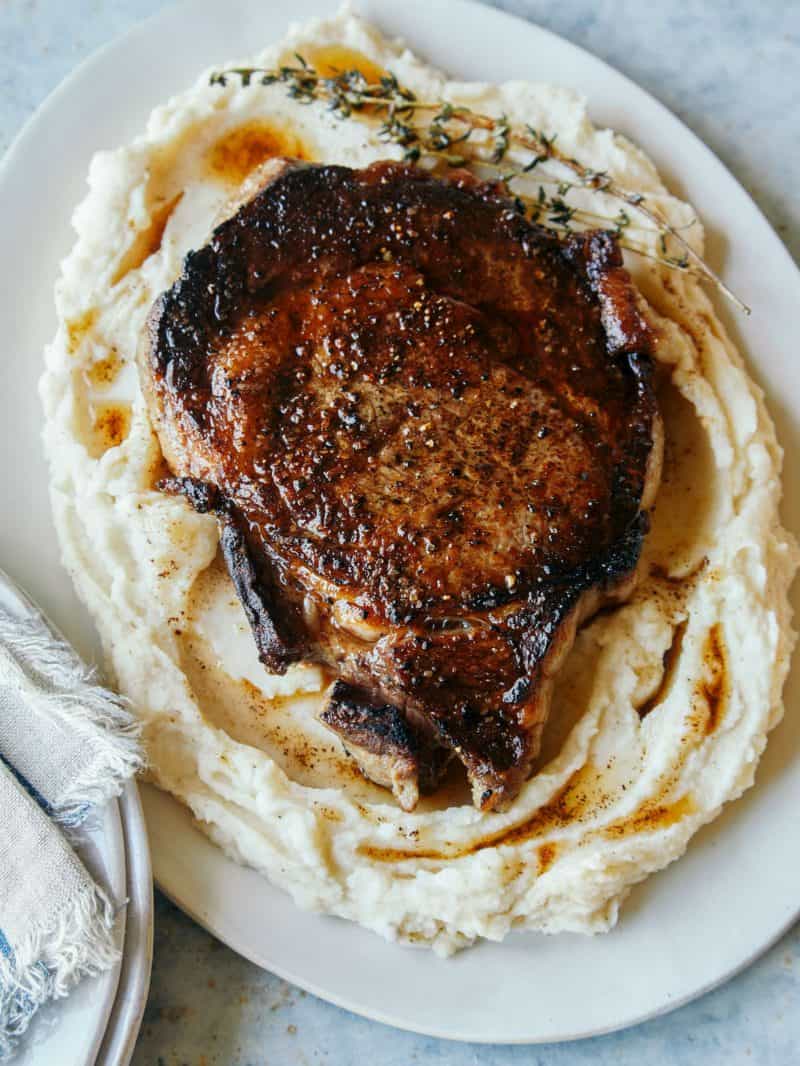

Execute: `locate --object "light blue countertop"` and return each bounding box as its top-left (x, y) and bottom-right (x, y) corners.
top-left (2, 2), bottom-right (798, 1063)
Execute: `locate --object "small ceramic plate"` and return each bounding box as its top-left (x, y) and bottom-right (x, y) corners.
top-left (9, 783), bottom-right (152, 1066)
top-left (9, 802), bottom-right (125, 1066)
top-left (0, 570), bottom-right (125, 1065)
top-left (0, 570), bottom-right (152, 1065)
top-left (2, 0), bottom-right (799, 1045)
top-left (96, 783), bottom-right (153, 1066)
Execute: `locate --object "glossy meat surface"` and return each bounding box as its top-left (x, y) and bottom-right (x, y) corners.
top-left (144, 159), bottom-right (660, 810)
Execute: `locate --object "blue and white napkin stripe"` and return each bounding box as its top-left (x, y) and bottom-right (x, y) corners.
top-left (0, 925), bottom-right (46, 1064)
top-left (0, 578), bottom-right (142, 1061)
top-left (0, 751), bottom-right (54, 818)
top-left (0, 607), bottom-right (140, 829)
top-left (0, 765), bottom-right (86, 1060)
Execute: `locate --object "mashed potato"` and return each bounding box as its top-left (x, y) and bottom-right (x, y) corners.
top-left (40, 9), bottom-right (798, 954)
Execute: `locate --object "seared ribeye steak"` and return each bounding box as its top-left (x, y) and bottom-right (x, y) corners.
top-left (143, 159), bottom-right (661, 811)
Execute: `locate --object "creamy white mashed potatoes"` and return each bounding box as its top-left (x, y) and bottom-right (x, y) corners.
top-left (41, 9), bottom-right (798, 954)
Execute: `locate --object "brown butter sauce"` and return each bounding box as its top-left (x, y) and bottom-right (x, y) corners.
top-left (206, 121), bottom-right (310, 185)
top-left (637, 618), bottom-right (688, 718)
top-left (66, 308), bottom-right (99, 355)
top-left (358, 758), bottom-right (695, 864)
top-left (111, 192), bottom-right (184, 285)
top-left (84, 350), bottom-right (123, 390)
top-left (537, 841), bottom-right (558, 874)
top-left (89, 403), bottom-right (131, 456)
top-left (284, 44), bottom-right (386, 84)
top-left (697, 622), bottom-right (729, 735)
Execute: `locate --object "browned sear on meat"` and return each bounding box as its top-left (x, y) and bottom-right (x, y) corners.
top-left (142, 159), bottom-right (661, 811)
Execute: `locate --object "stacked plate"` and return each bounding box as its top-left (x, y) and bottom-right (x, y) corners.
top-left (12, 785), bottom-right (153, 1066)
top-left (0, 572), bottom-right (153, 1066)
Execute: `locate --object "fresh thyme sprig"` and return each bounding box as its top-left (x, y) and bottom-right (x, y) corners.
top-left (209, 57), bottom-right (749, 314)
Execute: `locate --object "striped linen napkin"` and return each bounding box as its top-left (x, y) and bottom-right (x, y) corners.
top-left (0, 573), bottom-right (142, 1060)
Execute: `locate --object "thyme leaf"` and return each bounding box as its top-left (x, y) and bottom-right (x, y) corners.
top-left (209, 59), bottom-right (749, 313)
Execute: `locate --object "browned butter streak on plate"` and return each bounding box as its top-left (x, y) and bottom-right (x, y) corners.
top-left (65, 307), bottom-right (98, 355)
top-left (88, 402), bottom-right (131, 457)
top-left (601, 794), bottom-right (695, 839)
top-left (201, 47), bottom-right (386, 187)
top-left (111, 192), bottom-right (185, 285)
top-left (178, 553), bottom-right (394, 801)
top-left (696, 622), bottom-right (729, 736)
top-left (357, 755), bottom-right (698, 864)
top-left (283, 44), bottom-right (386, 84)
top-left (537, 841), bottom-right (558, 873)
top-left (357, 763), bottom-right (618, 862)
top-left (206, 121), bottom-right (311, 185)
top-left (84, 350), bottom-right (123, 390)
top-left (642, 377), bottom-right (718, 580)
top-left (638, 618), bottom-right (689, 718)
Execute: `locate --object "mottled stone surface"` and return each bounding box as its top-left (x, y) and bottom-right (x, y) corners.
top-left (2, 2), bottom-right (797, 1063)
top-left (133, 891), bottom-right (800, 1066)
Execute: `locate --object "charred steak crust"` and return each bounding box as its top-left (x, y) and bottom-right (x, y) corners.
top-left (320, 679), bottom-right (452, 812)
top-left (160, 475), bottom-right (307, 670)
top-left (145, 160), bottom-right (660, 811)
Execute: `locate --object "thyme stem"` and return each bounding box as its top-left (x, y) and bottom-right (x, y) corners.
top-left (209, 59), bottom-right (750, 314)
